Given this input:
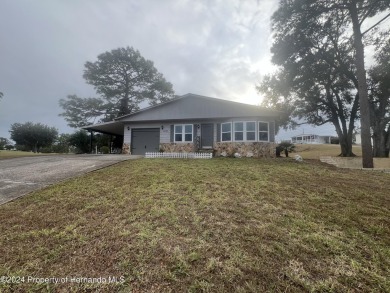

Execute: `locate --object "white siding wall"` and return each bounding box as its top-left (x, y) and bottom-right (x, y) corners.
top-left (123, 125), bottom-right (131, 147)
top-left (160, 123), bottom-right (171, 143)
top-left (355, 134), bottom-right (361, 145)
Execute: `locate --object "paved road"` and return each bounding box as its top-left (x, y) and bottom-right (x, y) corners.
top-left (0, 155), bottom-right (139, 205)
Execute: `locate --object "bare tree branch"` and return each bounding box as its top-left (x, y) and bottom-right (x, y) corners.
top-left (362, 12), bottom-right (390, 35)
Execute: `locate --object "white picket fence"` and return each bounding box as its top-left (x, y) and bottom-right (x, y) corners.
top-left (145, 152), bottom-right (212, 159)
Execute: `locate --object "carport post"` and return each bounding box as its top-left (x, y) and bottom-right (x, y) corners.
top-left (89, 130), bottom-right (94, 154)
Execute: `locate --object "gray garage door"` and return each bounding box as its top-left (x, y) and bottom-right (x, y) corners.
top-left (131, 128), bottom-right (160, 155)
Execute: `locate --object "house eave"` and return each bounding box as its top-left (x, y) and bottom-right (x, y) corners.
top-left (121, 115), bottom-right (277, 124)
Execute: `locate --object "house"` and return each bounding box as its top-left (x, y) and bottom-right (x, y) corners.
top-left (354, 133), bottom-right (361, 145)
top-left (291, 134), bottom-right (335, 144)
top-left (83, 93), bottom-right (281, 157)
top-left (353, 133), bottom-right (375, 145)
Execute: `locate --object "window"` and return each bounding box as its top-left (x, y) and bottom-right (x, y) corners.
top-left (234, 122), bottom-right (244, 141)
top-left (174, 124), bottom-right (193, 142)
top-left (221, 122), bottom-right (232, 141)
top-left (258, 122), bottom-right (269, 141)
top-left (246, 122), bottom-right (256, 141)
top-left (234, 121), bottom-right (256, 141)
top-left (221, 121), bottom-right (270, 142)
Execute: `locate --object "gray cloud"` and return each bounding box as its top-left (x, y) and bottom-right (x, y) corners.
top-left (0, 0), bottom-right (279, 140)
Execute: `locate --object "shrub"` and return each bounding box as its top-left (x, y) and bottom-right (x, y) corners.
top-left (5, 145), bottom-right (14, 150)
top-left (331, 137), bottom-right (340, 144)
top-left (100, 146), bottom-right (110, 154)
top-left (277, 142), bottom-right (295, 157)
top-left (40, 147), bottom-right (54, 153)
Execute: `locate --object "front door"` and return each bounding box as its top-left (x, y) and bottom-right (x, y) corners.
top-left (201, 124), bottom-right (214, 149)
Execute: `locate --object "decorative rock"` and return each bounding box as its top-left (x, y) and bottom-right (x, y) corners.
top-left (122, 143), bottom-right (130, 154)
top-left (295, 154), bottom-right (303, 162)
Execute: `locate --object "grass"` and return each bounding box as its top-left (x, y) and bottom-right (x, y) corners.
top-left (0, 150), bottom-right (57, 160)
top-left (293, 144), bottom-right (363, 159)
top-left (0, 158), bottom-right (389, 292)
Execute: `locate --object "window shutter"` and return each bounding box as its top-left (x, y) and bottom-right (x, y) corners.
top-left (170, 125), bottom-right (174, 142)
top-left (216, 123), bottom-right (221, 142)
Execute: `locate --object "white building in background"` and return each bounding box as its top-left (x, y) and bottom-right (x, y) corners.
top-left (353, 133), bottom-right (373, 145)
top-left (355, 133), bottom-right (362, 145)
top-left (291, 134), bottom-right (335, 144)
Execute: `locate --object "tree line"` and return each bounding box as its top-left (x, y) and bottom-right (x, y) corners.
top-left (0, 122), bottom-right (109, 154)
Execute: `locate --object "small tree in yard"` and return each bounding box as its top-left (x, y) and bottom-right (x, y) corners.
top-left (9, 122), bottom-right (58, 152)
top-left (100, 146), bottom-right (109, 154)
top-left (276, 141), bottom-right (295, 157)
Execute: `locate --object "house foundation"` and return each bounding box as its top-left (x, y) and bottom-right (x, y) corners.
top-left (159, 143), bottom-right (196, 153)
top-left (214, 142), bottom-right (276, 158)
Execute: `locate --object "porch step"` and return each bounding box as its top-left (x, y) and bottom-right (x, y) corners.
top-left (197, 149), bottom-right (214, 153)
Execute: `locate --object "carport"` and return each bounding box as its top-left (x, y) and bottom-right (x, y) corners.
top-left (82, 121), bottom-right (125, 153)
top-left (83, 121), bottom-right (161, 155)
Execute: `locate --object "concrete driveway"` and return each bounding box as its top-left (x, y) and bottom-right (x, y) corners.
top-left (0, 154), bottom-right (139, 205)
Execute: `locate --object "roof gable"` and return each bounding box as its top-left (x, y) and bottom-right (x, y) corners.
top-left (116, 93), bottom-right (279, 122)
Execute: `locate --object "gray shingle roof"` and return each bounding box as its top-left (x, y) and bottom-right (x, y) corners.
top-left (116, 93), bottom-right (280, 122)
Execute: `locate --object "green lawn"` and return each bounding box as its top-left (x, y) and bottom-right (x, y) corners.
top-left (0, 150), bottom-right (56, 160)
top-left (0, 158), bottom-right (389, 292)
top-left (294, 144), bottom-right (363, 159)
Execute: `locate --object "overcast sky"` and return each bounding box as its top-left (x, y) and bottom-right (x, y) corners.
top-left (0, 0), bottom-right (339, 142)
